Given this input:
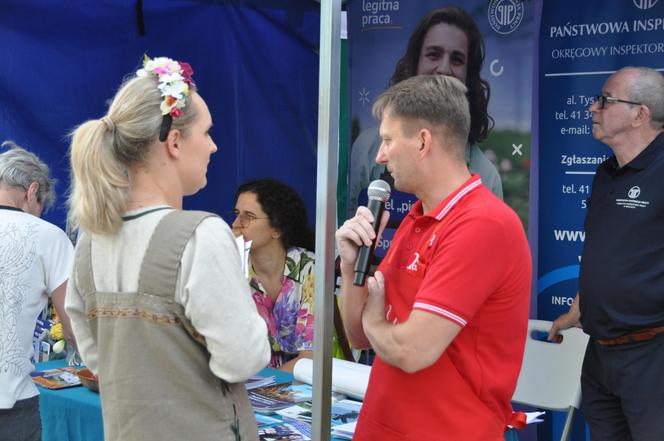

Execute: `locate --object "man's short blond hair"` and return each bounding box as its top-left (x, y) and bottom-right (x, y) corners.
top-left (373, 75), bottom-right (471, 158)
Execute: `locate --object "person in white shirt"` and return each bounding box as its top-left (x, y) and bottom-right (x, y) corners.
top-left (0, 141), bottom-right (75, 441)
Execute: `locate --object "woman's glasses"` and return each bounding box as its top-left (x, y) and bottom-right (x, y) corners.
top-left (232, 210), bottom-right (269, 227)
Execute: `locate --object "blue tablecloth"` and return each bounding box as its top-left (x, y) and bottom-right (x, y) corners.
top-left (36, 360), bottom-right (521, 441)
top-left (36, 360), bottom-right (104, 441)
top-left (36, 360), bottom-right (294, 441)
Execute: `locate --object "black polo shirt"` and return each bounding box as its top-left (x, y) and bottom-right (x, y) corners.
top-left (579, 131), bottom-right (664, 339)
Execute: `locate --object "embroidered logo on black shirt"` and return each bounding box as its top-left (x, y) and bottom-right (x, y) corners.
top-left (616, 186), bottom-right (649, 209)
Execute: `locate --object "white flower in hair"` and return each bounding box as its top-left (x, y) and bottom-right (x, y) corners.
top-left (159, 80), bottom-right (188, 99)
top-left (158, 72), bottom-right (184, 84)
top-left (137, 54), bottom-right (194, 118)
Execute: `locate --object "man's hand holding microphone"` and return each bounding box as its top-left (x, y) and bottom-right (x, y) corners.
top-left (336, 180), bottom-right (391, 284)
top-left (335, 180), bottom-right (391, 346)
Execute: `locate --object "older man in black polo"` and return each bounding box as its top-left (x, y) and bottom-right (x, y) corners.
top-left (549, 66), bottom-right (664, 441)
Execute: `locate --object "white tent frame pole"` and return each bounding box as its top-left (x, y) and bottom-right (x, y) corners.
top-left (311, 0), bottom-right (341, 440)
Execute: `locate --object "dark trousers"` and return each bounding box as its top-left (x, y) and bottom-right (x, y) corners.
top-left (0, 395), bottom-right (42, 441)
top-left (581, 333), bottom-right (664, 441)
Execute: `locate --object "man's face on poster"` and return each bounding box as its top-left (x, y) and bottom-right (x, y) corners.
top-left (416, 22), bottom-right (468, 85)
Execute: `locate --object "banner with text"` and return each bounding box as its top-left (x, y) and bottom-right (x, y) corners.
top-left (536, 0), bottom-right (664, 321)
top-left (536, 3), bottom-right (664, 439)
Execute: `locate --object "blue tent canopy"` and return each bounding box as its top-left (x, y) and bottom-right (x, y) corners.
top-left (0, 0), bottom-right (321, 230)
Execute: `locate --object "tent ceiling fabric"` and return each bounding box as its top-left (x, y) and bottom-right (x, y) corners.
top-left (0, 0), bottom-right (321, 230)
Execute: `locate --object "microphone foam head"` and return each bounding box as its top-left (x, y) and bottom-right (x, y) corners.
top-left (367, 179), bottom-right (391, 202)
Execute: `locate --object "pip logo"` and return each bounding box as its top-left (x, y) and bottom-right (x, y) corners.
top-left (488, 0), bottom-right (525, 35)
top-left (628, 186), bottom-right (641, 199)
top-left (633, 0), bottom-right (658, 10)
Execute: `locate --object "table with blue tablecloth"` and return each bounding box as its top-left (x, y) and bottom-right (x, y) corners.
top-left (36, 360), bottom-right (308, 441)
top-left (36, 359), bottom-right (521, 441)
top-left (36, 360), bottom-right (104, 441)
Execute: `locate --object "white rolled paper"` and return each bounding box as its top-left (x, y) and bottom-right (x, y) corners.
top-left (292, 358), bottom-right (371, 400)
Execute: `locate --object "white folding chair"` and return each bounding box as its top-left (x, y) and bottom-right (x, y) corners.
top-left (512, 319), bottom-right (590, 441)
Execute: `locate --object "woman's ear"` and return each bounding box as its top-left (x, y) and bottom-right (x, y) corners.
top-left (164, 128), bottom-right (182, 159)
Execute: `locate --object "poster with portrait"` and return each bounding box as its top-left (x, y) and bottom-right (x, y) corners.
top-left (346, 0), bottom-right (535, 261)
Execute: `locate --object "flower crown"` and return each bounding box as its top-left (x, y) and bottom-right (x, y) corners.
top-left (136, 55), bottom-right (195, 141)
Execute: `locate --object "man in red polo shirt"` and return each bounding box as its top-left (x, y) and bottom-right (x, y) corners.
top-left (336, 74), bottom-right (531, 441)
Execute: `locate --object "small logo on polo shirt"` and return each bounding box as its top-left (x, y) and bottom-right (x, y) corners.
top-left (616, 186), bottom-right (649, 209)
top-left (406, 252), bottom-right (420, 271)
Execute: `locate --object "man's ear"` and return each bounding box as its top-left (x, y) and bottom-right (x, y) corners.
top-left (22, 181), bottom-right (42, 217)
top-left (633, 104), bottom-right (651, 129)
top-left (418, 128), bottom-right (433, 157)
top-left (26, 181), bottom-right (39, 204)
top-left (164, 129), bottom-right (182, 159)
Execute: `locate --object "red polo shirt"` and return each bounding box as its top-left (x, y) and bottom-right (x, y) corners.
top-left (354, 175), bottom-right (531, 441)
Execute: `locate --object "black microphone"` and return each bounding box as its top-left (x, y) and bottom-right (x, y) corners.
top-left (353, 179), bottom-right (391, 286)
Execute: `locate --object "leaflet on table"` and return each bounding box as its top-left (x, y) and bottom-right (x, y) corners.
top-left (32, 367), bottom-right (82, 389)
top-left (330, 399), bottom-right (362, 425)
top-left (249, 383), bottom-right (313, 414)
top-left (293, 358), bottom-right (371, 400)
top-left (258, 421), bottom-right (311, 440)
top-left (245, 374), bottom-right (276, 390)
top-left (330, 421), bottom-right (356, 440)
top-left (276, 403), bottom-right (313, 423)
top-left (254, 414), bottom-right (282, 427)
top-left (276, 399), bottom-right (362, 426)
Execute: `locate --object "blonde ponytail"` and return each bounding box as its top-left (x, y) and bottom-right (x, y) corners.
top-left (69, 119), bottom-right (129, 235)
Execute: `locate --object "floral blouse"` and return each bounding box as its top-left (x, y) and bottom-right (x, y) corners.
top-left (248, 247), bottom-right (315, 368)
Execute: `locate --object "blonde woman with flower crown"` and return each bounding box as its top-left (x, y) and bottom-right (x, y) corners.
top-left (64, 56), bottom-right (270, 441)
